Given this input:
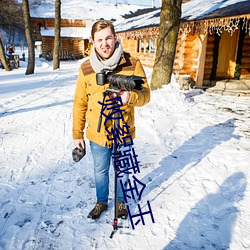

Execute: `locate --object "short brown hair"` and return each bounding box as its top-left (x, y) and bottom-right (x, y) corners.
top-left (91, 20), bottom-right (116, 40)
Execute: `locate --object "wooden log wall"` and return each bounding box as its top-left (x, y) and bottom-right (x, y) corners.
top-left (203, 34), bottom-right (215, 82)
top-left (135, 53), bottom-right (156, 68)
top-left (41, 37), bottom-right (53, 58)
top-left (61, 38), bottom-right (74, 52)
top-left (32, 18), bottom-right (86, 29)
top-left (41, 37), bottom-right (86, 58)
top-left (173, 34), bottom-right (185, 75)
top-left (120, 39), bottom-right (137, 54)
top-left (173, 34), bottom-right (199, 80)
top-left (72, 38), bottom-right (87, 56)
top-left (120, 38), bottom-right (156, 68)
top-left (183, 35), bottom-right (198, 79)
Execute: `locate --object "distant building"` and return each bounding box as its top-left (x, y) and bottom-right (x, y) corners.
top-left (31, 17), bottom-right (92, 60)
top-left (30, 1), bottom-right (151, 60)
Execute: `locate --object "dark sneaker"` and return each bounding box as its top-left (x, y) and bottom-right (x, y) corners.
top-left (117, 201), bottom-right (128, 219)
top-left (87, 202), bottom-right (108, 220)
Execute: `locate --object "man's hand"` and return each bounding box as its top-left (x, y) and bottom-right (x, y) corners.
top-left (74, 139), bottom-right (85, 149)
top-left (118, 90), bottom-right (130, 105)
top-left (72, 139), bottom-right (86, 162)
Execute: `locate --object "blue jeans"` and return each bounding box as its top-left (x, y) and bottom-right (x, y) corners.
top-left (90, 141), bottom-right (129, 205)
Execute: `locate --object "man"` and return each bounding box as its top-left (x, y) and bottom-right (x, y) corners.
top-left (72, 20), bottom-right (150, 220)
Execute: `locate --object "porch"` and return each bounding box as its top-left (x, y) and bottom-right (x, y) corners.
top-left (205, 79), bottom-right (250, 97)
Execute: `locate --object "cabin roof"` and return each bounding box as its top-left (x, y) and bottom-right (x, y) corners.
top-left (40, 27), bottom-right (91, 39)
top-left (115, 0), bottom-right (250, 32)
top-left (115, 8), bottom-right (160, 33)
top-left (182, 0), bottom-right (250, 21)
top-left (30, 0), bottom-right (151, 20)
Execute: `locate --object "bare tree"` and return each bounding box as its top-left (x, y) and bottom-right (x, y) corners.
top-left (53, 0), bottom-right (61, 70)
top-left (29, 0), bottom-right (47, 8)
top-left (0, 0), bottom-right (24, 38)
top-left (22, 0), bottom-right (35, 75)
top-left (151, 0), bottom-right (182, 90)
top-left (0, 0), bottom-right (23, 71)
top-left (0, 37), bottom-right (11, 71)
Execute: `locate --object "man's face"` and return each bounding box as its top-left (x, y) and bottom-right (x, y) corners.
top-left (93, 27), bottom-right (117, 60)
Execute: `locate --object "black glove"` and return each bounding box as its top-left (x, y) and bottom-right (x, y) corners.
top-left (72, 146), bottom-right (86, 162)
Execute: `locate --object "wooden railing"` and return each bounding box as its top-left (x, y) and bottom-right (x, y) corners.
top-left (46, 51), bottom-right (82, 61)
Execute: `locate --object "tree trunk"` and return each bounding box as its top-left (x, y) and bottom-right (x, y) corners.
top-left (22, 0), bottom-right (35, 75)
top-left (151, 0), bottom-right (182, 90)
top-left (53, 0), bottom-right (61, 70)
top-left (0, 37), bottom-right (11, 71)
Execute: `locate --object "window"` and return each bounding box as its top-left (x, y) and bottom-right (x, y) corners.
top-left (137, 38), bottom-right (156, 54)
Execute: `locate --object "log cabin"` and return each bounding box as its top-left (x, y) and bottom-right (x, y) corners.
top-left (31, 18), bottom-right (92, 60)
top-left (30, 1), bottom-right (152, 61)
top-left (115, 0), bottom-right (250, 93)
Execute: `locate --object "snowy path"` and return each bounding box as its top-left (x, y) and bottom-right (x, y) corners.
top-left (0, 59), bottom-right (250, 249)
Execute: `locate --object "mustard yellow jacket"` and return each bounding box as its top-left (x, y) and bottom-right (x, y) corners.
top-left (72, 52), bottom-right (150, 148)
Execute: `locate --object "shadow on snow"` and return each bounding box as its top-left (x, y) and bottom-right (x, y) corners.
top-left (0, 100), bottom-right (73, 117)
top-left (164, 172), bottom-right (247, 249)
top-left (140, 118), bottom-right (239, 200)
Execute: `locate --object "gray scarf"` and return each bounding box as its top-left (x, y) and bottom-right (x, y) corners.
top-left (90, 41), bottom-right (123, 73)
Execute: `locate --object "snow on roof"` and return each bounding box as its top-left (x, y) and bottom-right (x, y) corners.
top-left (182, 0), bottom-right (250, 21)
top-left (114, 8), bottom-right (160, 32)
top-left (114, 0), bottom-right (250, 33)
top-left (40, 27), bottom-right (91, 39)
top-left (30, 0), bottom-right (151, 20)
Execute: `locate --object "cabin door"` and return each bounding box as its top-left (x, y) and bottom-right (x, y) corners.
top-left (216, 30), bottom-right (239, 79)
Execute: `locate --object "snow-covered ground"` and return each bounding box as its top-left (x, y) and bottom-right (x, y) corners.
top-left (0, 49), bottom-right (249, 250)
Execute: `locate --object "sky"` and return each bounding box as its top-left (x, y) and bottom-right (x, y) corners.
top-left (0, 48), bottom-right (249, 250)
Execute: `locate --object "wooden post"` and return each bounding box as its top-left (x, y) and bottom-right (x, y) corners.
top-left (195, 32), bottom-right (207, 88)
